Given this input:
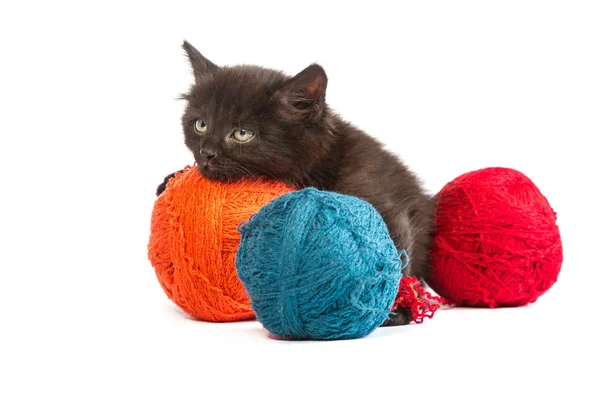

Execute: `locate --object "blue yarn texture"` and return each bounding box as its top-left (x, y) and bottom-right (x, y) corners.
top-left (236, 188), bottom-right (403, 340)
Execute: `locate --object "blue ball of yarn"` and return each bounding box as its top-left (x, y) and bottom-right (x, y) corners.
top-left (236, 188), bottom-right (404, 340)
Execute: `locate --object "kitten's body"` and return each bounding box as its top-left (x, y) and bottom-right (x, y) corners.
top-left (158, 42), bottom-right (434, 325)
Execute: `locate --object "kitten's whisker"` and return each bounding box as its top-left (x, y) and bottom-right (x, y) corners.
top-left (243, 162), bottom-right (279, 182)
top-left (255, 129), bottom-right (268, 160)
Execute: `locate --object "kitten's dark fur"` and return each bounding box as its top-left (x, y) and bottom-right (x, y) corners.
top-left (158, 41), bottom-right (434, 326)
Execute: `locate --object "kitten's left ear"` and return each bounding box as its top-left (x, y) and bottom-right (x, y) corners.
top-left (279, 64), bottom-right (328, 122)
top-left (182, 40), bottom-right (219, 84)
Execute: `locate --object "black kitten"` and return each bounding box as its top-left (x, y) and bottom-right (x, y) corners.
top-left (158, 41), bottom-right (434, 326)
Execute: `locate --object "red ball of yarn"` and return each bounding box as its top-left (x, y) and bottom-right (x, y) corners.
top-left (429, 167), bottom-right (563, 307)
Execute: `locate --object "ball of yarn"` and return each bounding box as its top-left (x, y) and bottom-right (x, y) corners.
top-left (430, 167), bottom-right (563, 307)
top-left (147, 166), bottom-right (293, 322)
top-left (236, 188), bottom-right (403, 340)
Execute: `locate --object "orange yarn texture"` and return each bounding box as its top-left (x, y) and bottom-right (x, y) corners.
top-left (148, 166), bottom-right (293, 322)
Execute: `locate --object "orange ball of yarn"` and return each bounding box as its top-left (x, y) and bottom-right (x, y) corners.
top-left (148, 166), bottom-right (293, 322)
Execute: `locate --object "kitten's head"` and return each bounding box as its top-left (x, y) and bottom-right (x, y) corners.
top-left (180, 41), bottom-right (333, 184)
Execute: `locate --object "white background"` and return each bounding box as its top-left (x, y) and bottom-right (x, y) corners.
top-left (1, 1), bottom-right (599, 399)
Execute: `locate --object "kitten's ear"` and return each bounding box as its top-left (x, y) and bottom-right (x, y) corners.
top-left (279, 64), bottom-right (328, 122)
top-left (182, 40), bottom-right (218, 84)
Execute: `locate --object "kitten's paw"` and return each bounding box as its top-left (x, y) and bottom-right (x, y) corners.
top-left (156, 170), bottom-right (183, 196)
top-left (380, 307), bottom-right (412, 327)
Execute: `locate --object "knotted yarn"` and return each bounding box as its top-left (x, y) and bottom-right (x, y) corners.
top-left (147, 166), bottom-right (293, 322)
top-left (392, 276), bottom-right (449, 324)
top-left (429, 167), bottom-right (563, 307)
top-left (236, 188), bottom-right (403, 340)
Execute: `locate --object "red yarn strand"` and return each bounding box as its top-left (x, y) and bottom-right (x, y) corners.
top-left (392, 277), bottom-right (450, 324)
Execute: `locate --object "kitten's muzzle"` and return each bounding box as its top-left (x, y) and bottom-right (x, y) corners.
top-left (200, 148), bottom-right (217, 161)
top-left (198, 148), bottom-right (219, 170)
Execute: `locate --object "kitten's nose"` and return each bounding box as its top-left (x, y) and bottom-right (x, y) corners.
top-left (200, 148), bottom-right (217, 161)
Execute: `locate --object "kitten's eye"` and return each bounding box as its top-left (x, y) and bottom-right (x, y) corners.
top-left (232, 128), bottom-right (255, 143)
top-left (194, 119), bottom-right (208, 134)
